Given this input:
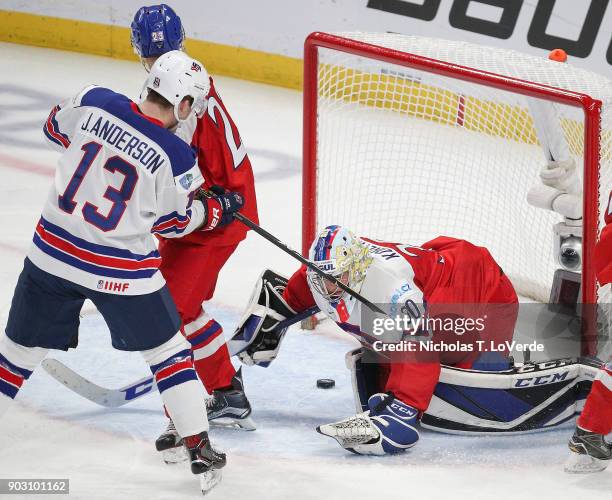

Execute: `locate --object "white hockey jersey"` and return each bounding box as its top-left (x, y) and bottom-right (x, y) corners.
top-left (30, 85), bottom-right (205, 295)
top-left (311, 239), bottom-right (427, 342)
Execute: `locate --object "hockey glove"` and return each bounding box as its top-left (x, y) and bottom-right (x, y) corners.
top-left (198, 187), bottom-right (244, 231)
top-left (229, 269), bottom-right (297, 367)
top-left (539, 159), bottom-right (580, 194)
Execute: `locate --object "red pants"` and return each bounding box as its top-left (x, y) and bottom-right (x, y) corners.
top-left (158, 238), bottom-right (238, 393)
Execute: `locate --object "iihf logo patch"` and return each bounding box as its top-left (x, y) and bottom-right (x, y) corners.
top-left (191, 62), bottom-right (202, 72)
top-left (153, 77), bottom-right (160, 88)
top-left (97, 280), bottom-right (104, 290)
top-left (179, 173), bottom-right (193, 189)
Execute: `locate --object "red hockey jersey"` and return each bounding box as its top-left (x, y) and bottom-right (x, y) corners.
top-left (283, 236), bottom-right (518, 411)
top-left (181, 78), bottom-right (258, 246)
top-left (595, 190), bottom-right (612, 285)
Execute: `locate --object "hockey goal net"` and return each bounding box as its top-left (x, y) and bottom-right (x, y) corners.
top-left (302, 32), bottom-right (611, 355)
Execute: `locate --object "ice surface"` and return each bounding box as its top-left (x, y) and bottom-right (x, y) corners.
top-left (0, 43), bottom-right (609, 499)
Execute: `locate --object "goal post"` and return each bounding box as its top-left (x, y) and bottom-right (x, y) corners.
top-left (301, 32), bottom-right (611, 354)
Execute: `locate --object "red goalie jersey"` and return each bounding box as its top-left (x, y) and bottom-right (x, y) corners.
top-left (283, 236), bottom-right (518, 412)
top-left (595, 190), bottom-right (612, 286)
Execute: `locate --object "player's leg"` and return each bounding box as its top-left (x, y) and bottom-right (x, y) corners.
top-left (565, 360), bottom-right (612, 473)
top-left (0, 259), bottom-right (86, 418)
top-left (90, 285), bottom-right (226, 479)
top-left (158, 239), bottom-right (254, 430)
top-left (159, 239), bottom-right (237, 390)
top-left (0, 334), bottom-right (48, 417)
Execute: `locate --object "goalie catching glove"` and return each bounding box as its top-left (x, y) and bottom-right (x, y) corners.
top-left (229, 269), bottom-right (297, 367)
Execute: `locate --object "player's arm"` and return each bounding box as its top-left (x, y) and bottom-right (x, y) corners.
top-left (151, 141), bottom-right (243, 237)
top-left (595, 190), bottom-right (612, 285)
top-left (151, 148), bottom-right (206, 237)
top-left (283, 265), bottom-right (317, 311)
top-left (42, 85), bottom-right (97, 152)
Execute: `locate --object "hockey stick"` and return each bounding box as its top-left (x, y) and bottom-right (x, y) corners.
top-left (202, 188), bottom-right (384, 315)
top-left (230, 211), bottom-right (386, 316)
top-left (41, 358), bottom-right (155, 408)
top-left (525, 51), bottom-right (581, 221)
top-left (40, 308), bottom-right (320, 408)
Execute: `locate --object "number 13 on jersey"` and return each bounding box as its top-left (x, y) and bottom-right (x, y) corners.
top-left (58, 141), bottom-right (139, 231)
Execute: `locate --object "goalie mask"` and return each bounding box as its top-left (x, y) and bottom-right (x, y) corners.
top-left (307, 226), bottom-right (372, 323)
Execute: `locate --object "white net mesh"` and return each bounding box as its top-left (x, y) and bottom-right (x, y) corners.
top-left (310, 33), bottom-right (612, 320)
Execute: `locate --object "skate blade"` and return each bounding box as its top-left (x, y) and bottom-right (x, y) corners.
top-left (162, 445), bottom-right (188, 464)
top-left (564, 452), bottom-right (609, 473)
top-left (210, 415), bottom-right (256, 431)
top-left (199, 468), bottom-right (222, 495)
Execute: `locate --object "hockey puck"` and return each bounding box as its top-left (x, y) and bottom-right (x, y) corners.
top-left (317, 378), bottom-right (335, 389)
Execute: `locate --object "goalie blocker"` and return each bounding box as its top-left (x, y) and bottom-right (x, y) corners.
top-left (229, 270), bottom-right (298, 367)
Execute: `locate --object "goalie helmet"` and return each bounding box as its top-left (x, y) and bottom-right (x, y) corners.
top-left (145, 50), bottom-right (210, 123)
top-left (130, 4), bottom-right (185, 60)
top-left (307, 226), bottom-right (372, 323)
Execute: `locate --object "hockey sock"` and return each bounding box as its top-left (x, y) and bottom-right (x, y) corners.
top-left (577, 361), bottom-right (612, 436)
top-left (142, 332), bottom-right (209, 437)
top-left (183, 311), bottom-right (235, 393)
top-left (0, 333), bottom-right (48, 418)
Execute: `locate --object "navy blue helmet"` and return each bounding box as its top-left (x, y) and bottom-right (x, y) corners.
top-left (131, 4), bottom-right (185, 58)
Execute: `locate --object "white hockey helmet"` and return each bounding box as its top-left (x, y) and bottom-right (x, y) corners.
top-left (145, 50), bottom-right (210, 122)
top-left (307, 225), bottom-right (372, 322)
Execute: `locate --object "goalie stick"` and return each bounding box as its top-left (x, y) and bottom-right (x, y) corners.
top-left (233, 211), bottom-right (386, 315)
top-left (41, 306), bottom-right (320, 408)
top-left (201, 185), bottom-right (387, 317)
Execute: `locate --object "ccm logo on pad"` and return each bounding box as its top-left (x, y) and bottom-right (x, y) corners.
top-left (514, 371), bottom-right (570, 387)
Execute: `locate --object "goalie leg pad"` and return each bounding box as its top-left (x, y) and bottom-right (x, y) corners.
top-left (422, 360), bottom-right (592, 434)
top-left (346, 348), bottom-right (388, 413)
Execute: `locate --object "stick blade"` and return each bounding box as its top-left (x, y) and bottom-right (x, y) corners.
top-left (41, 358), bottom-right (128, 408)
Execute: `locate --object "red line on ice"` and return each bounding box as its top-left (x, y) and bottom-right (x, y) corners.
top-left (0, 152), bottom-right (54, 177)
